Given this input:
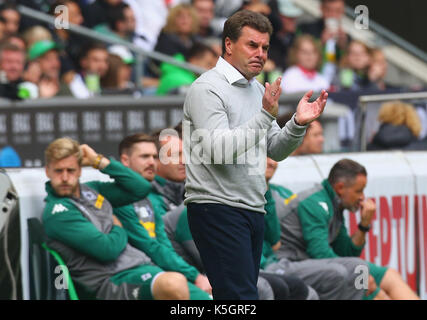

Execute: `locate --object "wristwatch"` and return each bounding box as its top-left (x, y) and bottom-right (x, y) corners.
top-left (358, 223), bottom-right (371, 233)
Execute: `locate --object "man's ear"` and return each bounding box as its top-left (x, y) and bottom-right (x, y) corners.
top-left (45, 165), bottom-right (50, 179)
top-left (224, 37), bottom-right (233, 56)
top-left (120, 153), bottom-right (129, 167)
top-left (333, 181), bottom-right (345, 197)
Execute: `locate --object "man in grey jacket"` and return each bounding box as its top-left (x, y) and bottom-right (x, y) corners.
top-left (182, 9), bottom-right (328, 299)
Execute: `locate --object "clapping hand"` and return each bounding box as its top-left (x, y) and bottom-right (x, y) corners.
top-left (294, 90), bottom-right (328, 126)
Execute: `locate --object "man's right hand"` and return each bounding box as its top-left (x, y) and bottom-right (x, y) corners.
top-left (194, 274), bottom-right (212, 294)
top-left (262, 77), bottom-right (282, 118)
top-left (112, 215), bottom-right (122, 228)
top-left (360, 199), bottom-right (376, 227)
top-left (80, 144), bottom-right (110, 169)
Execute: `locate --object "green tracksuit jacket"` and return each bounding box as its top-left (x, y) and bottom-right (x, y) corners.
top-left (260, 184), bottom-right (294, 269)
top-left (114, 193), bottom-right (200, 282)
top-left (42, 159), bottom-right (154, 299)
top-left (275, 179), bottom-right (365, 261)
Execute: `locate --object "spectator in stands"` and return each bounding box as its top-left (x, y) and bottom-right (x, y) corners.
top-left (368, 48), bottom-right (392, 91)
top-left (21, 25), bottom-right (52, 51)
top-left (123, 0), bottom-right (168, 52)
top-left (153, 3), bottom-right (201, 74)
top-left (335, 40), bottom-right (375, 91)
top-left (0, 16), bottom-right (5, 41)
top-left (95, 3), bottom-right (136, 42)
top-left (115, 133), bottom-right (212, 299)
top-left (298, 0), bottom-right (348, 66)
top-left (367, 101), bottom-right (421, 151)
top-left (0, 3), bottom-right (20, 37)
top-left (269, 0), bottom-right (302, 72)
top-left (42, 137), bottom-right (193, 300)
top-left (240, 0), bottom-right (271, 16)
top-left (69, 42), bottom-right (109, 98)
top-left (82, 0), bottom-right (123, 29)
top-left (275, 158), bottom-right (420, 299)
top-left (156, 42), bottom-right (218, 95)
top-left (0, 42), bottom-right (27, 99)
top-left (0, 43), bottom-right (24, 83)
top-left (101, 46), bottom-right (136, 95)
top-left (293, 120), bottom-right (324, 155)
top-left (27, 40), bottom-right (72, 97)
top-left (2, 33), bottom-right (25, 51)
top-left (49, 0), bottom-right (87, 74)
top-left (191, 0), bottom-right (219, 39)
top-left (281, 35), bottom-right (330, 94)
top-left (277, 112), bottom-right (324, 156)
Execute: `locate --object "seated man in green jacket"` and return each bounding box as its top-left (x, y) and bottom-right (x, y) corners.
top-left (275, 158), bottom-right (419, 300)
top-left (115, 133), bottom-right (212, 299)
top-left (43, 137), bottom-right (191, 300)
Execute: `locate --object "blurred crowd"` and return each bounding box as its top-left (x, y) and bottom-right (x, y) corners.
top-left (0, 0), bottom-right (415, 100)
top-left (0, 0), bottom-right (426, 154)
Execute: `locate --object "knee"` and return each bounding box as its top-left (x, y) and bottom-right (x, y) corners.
top-left (257, 277), bottom-right (274, 300)
top-left (327, 264), bottom-right (349, 284)
top-left (152, 272), bottom-right (190, 300)
top-left (381, 267), bottom-right (403, 288)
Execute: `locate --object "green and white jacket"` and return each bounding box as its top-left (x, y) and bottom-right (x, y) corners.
top-left (275, 179), bottom-right (365, 261)
top-left (42, 159), bottom-right (153, 299)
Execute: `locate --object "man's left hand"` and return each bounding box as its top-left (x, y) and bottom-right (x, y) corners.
top-left (294, 90), bottom-right (328, 126)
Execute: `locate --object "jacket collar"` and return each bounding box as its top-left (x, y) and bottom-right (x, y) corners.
top-left (215, 56), bottom-right (254, 86)
top-left (321, 179), bottom-right (342, 209)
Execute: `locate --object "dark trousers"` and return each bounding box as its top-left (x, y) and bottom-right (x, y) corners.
top-left (187, 203), bottom-right (264, 300)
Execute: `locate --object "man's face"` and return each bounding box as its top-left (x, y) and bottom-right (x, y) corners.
top-left (84, 49), bottom-right (109, 77)
top-left (190, 50), bottom-right (218, 70)
top-left (45, 155), bottom-right (82, 198)
top-left (106, 0), bottom-right (122, 6)
top-left (337, 174), bottom-right (367, 212)
top-left (123, 7), bottom-right (136, 34)
top-left (280, 15), bottom-right (297, 33)
top-left (175, 9), bottom-right (194, 35)
top-left (157, 136), bottom-right (186, 182)
top-left (265, 157), bottom-right (278, 182)
top-left (300, 121), bottom-right (324, 154)
top-left (121, 142), bottom-right (158, 181)
top-left (67, 2), bottom-right (84, 25)
top-left (348, 42), bottom-right (371, 71)
top-left (321, 0), bottom-right (345, 20)
top-left (39, 50), bottom-right (61, 79)
top-left (0, 50), bottom-right (25, 82)
top-left (225, 26), bottom-right (269, 80)
top-left (193, 0), bottom-right (214, 29)
top-left (296, 39), bottom-right (319, 71)
top-left (1, 9), bottom-right (20, 35)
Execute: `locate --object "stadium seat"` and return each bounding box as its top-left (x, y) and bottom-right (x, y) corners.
top-left (27, 217), bottom-right (78, 300)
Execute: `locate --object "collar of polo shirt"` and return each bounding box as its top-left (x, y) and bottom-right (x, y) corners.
top-left (215, 57), bottom-right (256, 86)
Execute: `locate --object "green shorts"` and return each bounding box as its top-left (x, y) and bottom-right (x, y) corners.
top-left (110, 265), bottom-right (212, 300)
top-left (362, 262), bottom-right (388, 300)
top-left (110, 264), bottom-right (164, 300)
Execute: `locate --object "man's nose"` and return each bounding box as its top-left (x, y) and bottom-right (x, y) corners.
top-left (61, 171), bottom-right (69, 181)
